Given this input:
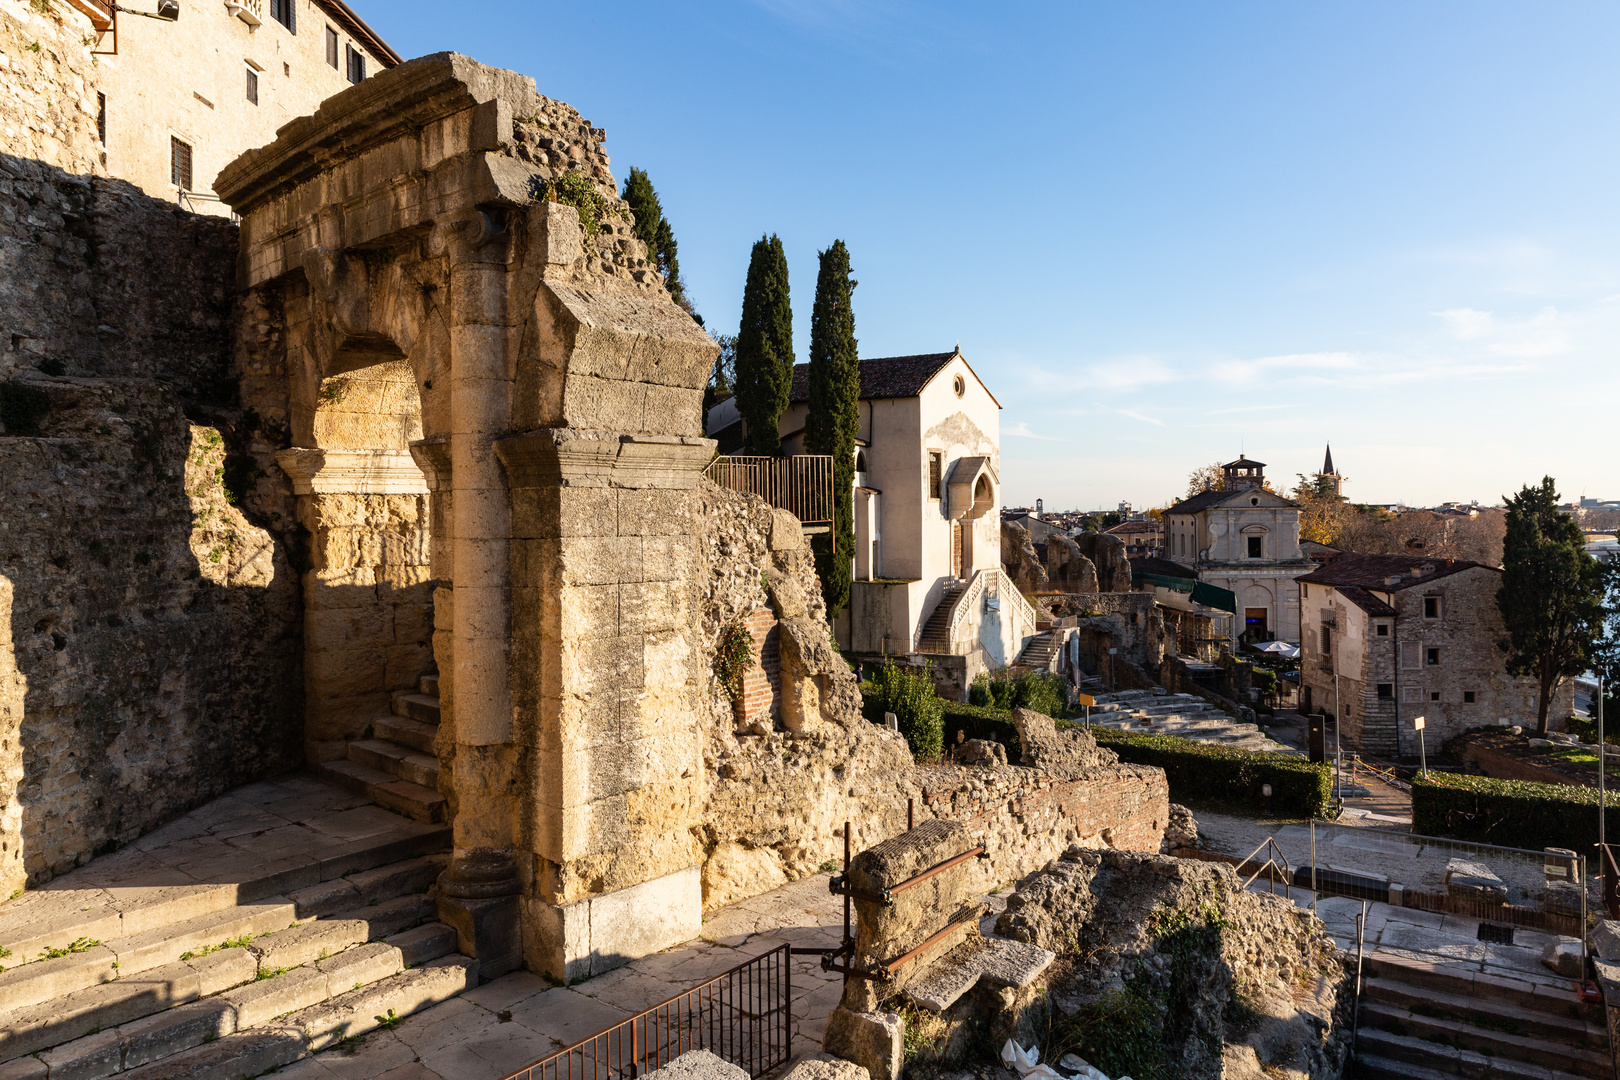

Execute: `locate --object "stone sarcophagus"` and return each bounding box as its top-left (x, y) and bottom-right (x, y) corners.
top-left (216, 52), bottom-right (718, 982)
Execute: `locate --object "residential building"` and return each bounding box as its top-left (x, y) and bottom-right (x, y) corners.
top-left (1296, 553), bottom-right (1572, 756)
top-left (70, 0), bottom-right (397, 214)
top-left (1105, 518), bottom-right (1162, 557)
top-left (1162, 455), bottom-right (1311, 645)
top-left (709, 348), bottom-right (1036, 693)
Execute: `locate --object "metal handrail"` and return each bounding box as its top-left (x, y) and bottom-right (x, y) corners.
top-left (1240, 835), bottom-right (1291, 895)
top-left (499, 944), bottom-right (792, 1080)
top-left (704, 454), bottom-right (834, 527)
top-left (1350, 899), bottom-right (1369, 1053)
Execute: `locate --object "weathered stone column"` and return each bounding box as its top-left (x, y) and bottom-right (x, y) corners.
top-left (434, 218), bottom-right (522, 978)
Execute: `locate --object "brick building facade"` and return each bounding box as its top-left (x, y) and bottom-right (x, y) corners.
top-left (1297, 554), bottom-right (1572, 757)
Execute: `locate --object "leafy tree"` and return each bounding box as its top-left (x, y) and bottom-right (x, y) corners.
top-left (1497, 477), bottom-right (1606, 735)
top-left (620, 167), bottom-right (690, 311)
top-left (734, 235), bottom-right (794, 455)
top-left (1292, 473), bottom-right (1352, 545)
top-left (804, 240), bottom-right (860, 618)
top-left (702, 332), bottom-right (736, 433)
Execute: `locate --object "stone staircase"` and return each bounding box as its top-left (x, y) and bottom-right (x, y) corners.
top-left (317, 673), bottom-right (445, 823)
top-left (1354, 951), bottom-right (1608, 1079)
top-left (916, 584), bottom-right (966, 654)
top-left (0, 788), bottom-right (476, 1080)
top-left (1010, 632), bottom-right (1057, 674)
top-left (1086, 689), bottom-right (1289, 752)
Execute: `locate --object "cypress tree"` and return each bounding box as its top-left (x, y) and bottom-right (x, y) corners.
top-left (733, 235), bottom-right (793, 455)
top-left (1497, 476), bottom-right (1605, 734)
top-left (804, 240), bottom-right (859, 619)
top-left (620, 167), bottom-right (689, 310)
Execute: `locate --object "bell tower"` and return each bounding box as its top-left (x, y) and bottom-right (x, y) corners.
top-left (1316, 444), bottom-right (1344, 497)
top-left (1222, 454), bottom-right (1266, 491)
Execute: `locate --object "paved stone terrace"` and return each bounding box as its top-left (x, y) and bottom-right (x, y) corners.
top-left (273, 875), bottom-right (852, 1080)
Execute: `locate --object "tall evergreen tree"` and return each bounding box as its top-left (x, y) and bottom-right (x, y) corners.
top-left (733, 235), bottom-right (793, 455)
top-left (620, 167), bottom-right (689, 311)
top-left (804, 240), bottom-right (859, 619)
top-left (1497, 477), bottom-right (1605, 734)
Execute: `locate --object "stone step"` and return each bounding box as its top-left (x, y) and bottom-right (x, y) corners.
top-left (313, 762), bottom-right (445, 824)
top-left (41, 939), bottom-right (469, 1080)
top-left (1354, 1026), bottom-right (1588, 1080)
top-left (1363, 953), bottom-right (1599, 1023)
top-left (1360, 975), bottom-right (1606, 1050)
top-left (370, 715), bottom-right (438, 755)
top-left (418, 673), bottom-right (439, 697)
top-left (348, 739), bottom-right (440, 789)
top-left (1358, 1001), bottom-right (1609, 1078)
top-left (391, 692), bottom-right (440, 725)
top-left (286, 955), bottom-right (477, 1052)
top-left (0, 898), bottom-right (448, 1072)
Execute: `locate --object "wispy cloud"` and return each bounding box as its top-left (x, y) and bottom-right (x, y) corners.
top-left (1433, 306), bottom-right (1571, 358)
top-left (1115, 409), bottom-right (1165, 427)
top-left (1005, 421), bottom-right (1062, 440)
top-left (1023, 356), bottom-right (1179, 395)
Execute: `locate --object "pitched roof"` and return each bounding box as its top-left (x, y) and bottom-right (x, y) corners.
top-left (1297, 552), bottom-right (1488, 592)
top-left (1130, 556), bottom-right (1198, 579)
top-left (1322, 443), bottom-right (1336, 476)
top-left (1164, 488), bottom-right (1231, 515)
top-left (1106, 520), bottom-right (1162, 535)
top-left (1224, 455), bottom-right (1266, 469)
top-left (1336, 586), bottom-right (1397, 618)
top-left (788, 351), bottom-right (968, 403)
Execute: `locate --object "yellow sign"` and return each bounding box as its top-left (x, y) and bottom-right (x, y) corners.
top-left (1076, 694), bottom-right (1095, 707)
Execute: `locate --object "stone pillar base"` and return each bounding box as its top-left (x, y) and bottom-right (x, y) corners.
top-left (526, 865), bottom-right (702, 984)
top-left (437, 894), bottom-right (522, 981)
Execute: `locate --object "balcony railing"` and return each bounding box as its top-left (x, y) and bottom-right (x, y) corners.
top-left (704, 454), bottom-right (834, 528)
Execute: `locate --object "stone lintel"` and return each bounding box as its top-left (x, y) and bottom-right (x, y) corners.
top-left (525, 864), bottom-right (701, 984)
top-left (495, 429), bottom-right (715, 490)
top-left (275, 448), bottom-right (430, 496)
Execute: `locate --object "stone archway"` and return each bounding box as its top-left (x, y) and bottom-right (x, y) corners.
top-left (220, 54), bottom-right (718, 982)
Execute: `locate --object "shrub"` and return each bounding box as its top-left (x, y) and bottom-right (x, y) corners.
top-left (1411, 771), bottom-right (1620, 854)
top-left (940, 701), bottom-right (1025, 761)
top-left (1563, 715), bottom-right (1617, 746)
top-left (861, 664), bottom-right (944, 762)
top-left (968, 668), bottom-right (1066, 717)
top-left (1091, 729), bottom-right (1332, 819)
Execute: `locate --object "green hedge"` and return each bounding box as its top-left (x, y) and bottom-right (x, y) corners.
top-left (1090, 729), bottom-right (1332, 819)
top-left (859, 666), bottom-right (944, 762)
top-left (940, 702), bottom-right (1026, 761)
top-left (1412, 771), bottom-right (1619, 854)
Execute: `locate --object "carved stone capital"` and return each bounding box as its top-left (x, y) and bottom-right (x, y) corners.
top-left (494, 428), bottom-right (714, 490)
top-left (409, 436), bottom-right (453, 491)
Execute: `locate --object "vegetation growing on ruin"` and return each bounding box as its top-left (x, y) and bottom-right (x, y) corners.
top-left (969, 669), bottom-right (1066, 717)
top-left (532, 171), bottom-right (617, 255)
top-left (860, 663), bottom-right (944, 761)
top-left (713, 618), bottom-right (756, 703)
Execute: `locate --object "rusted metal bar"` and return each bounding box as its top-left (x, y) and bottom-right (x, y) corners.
top-left (873, 910), bottom-right (984, 979)
top-left (827, 876), bottom-right (887, 905)
top-left (908, 798), bottom-right (914, 831)
top-left (842, 821), bottom-right (851, 991)
top-left (886, 845), bottom-right (988, 899)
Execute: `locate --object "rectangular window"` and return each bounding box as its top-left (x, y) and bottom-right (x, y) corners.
top-left (1426, 647), bottom-right (1440, 666)
top-left (246, 67), bottom-right (258, 105)
top-left (170, 136), bottom-right (192, 190)
top-left (1320, 627), bottom-right (1331, 654)
top-left (325, 26), bottom-right (339, 68)
top-left (1377, 683), bottom-right (1393, 699)
top-left (270, 0), bottom-right (294, 31)
top-left (346, 44), bottom-right (366, 83)
top-left (1463, 690), bottom-right (1476, 704)
top-left (1247, 535), bottom-right (1262, 558)
top-left (96, 92), bottom-right (105, 144)
top-left (1430, 691), bottom-right (1441, 702)
top-left (1424, 596), bottom-right (1440, 619)
top-left (927, 452), bottom-right (941, 500)
top-left (1376, 623), bottom-right (1389, 637)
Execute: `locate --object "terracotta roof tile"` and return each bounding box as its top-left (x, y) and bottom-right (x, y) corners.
top-left (788, 352), bottom-right (957, 403)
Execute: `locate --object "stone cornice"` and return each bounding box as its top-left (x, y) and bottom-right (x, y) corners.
top-left (275, 448), bottom-right (430, 495)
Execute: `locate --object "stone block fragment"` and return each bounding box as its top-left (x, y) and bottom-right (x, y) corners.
top-left (1443, 858), bottom-right (1508, 903)
top-left (823, 1007), bottom-right (902, 1080)
top-left (1541, 935), bottom-right (1584, 978)
top-left (777, 1054), bottom-right (870, 1080)
top-left (643, 1048), bottom-right (750, 1080)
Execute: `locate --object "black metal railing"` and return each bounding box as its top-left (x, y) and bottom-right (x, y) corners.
top-left (499, 945), bottom-right (792, 1080)
top-left (705, 455), bottom-right (834, 527)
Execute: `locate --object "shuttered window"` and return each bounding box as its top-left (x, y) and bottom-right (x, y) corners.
top-left (170, 137), bottom-right (192, 190)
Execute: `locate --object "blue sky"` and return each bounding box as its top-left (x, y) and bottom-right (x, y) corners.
top-left (372, 1), bottom-right (1620, 511)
